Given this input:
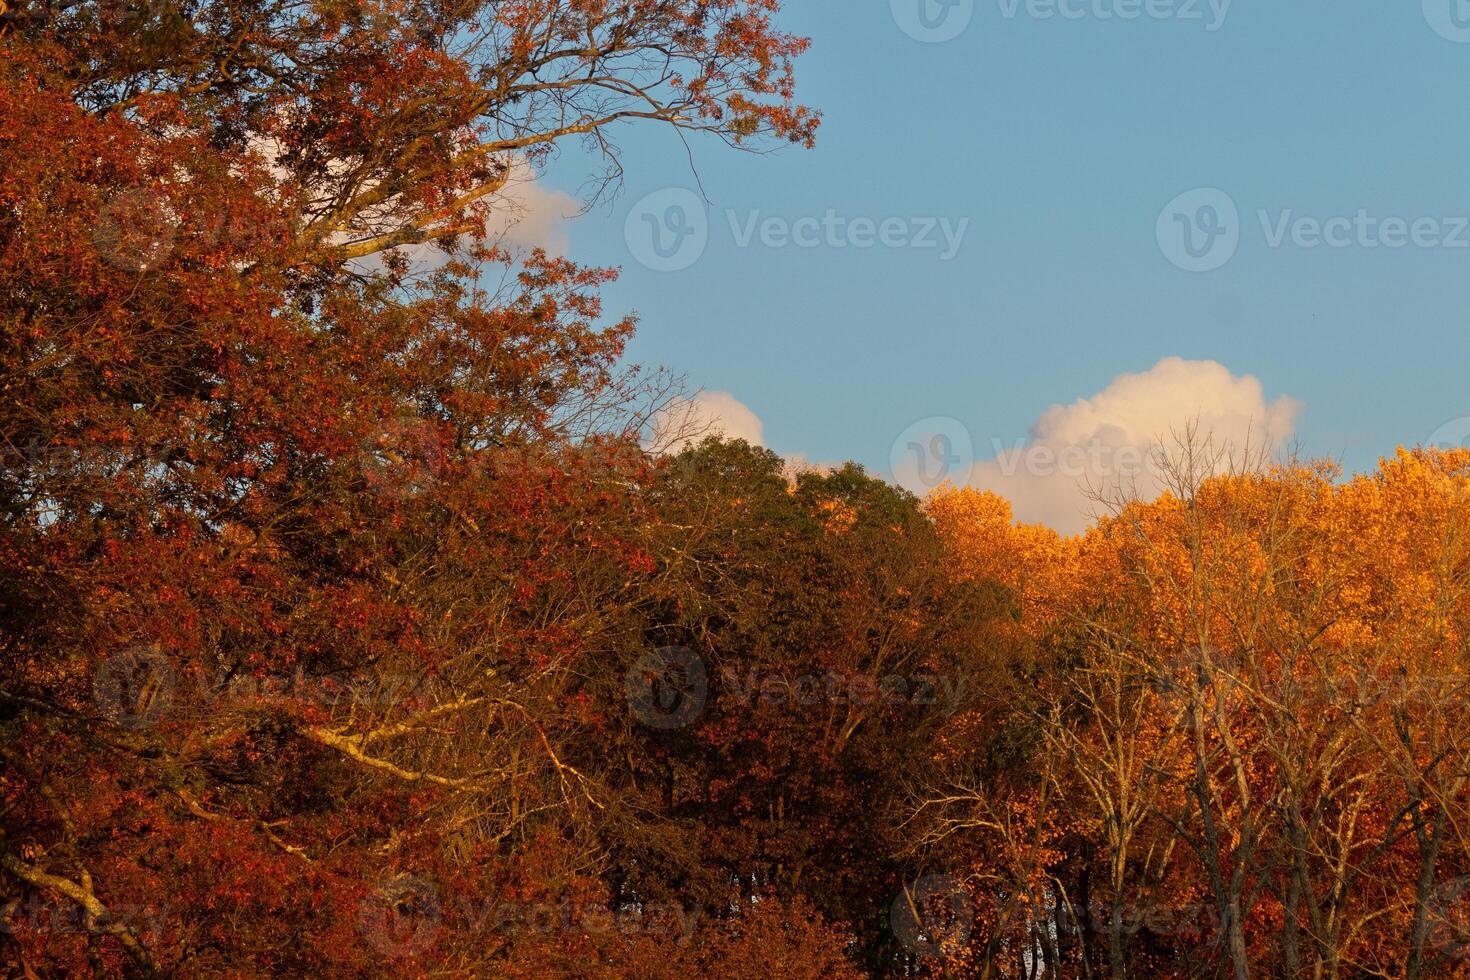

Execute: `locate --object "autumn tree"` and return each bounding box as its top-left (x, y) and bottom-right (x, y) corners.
top-left (1, 0), bottom-right (822, 974)
top-left (911, 445), bottom-right (1470, 979)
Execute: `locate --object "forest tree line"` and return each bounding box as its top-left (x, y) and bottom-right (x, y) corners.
top-left (2, 0), bottom-right (1469, 975)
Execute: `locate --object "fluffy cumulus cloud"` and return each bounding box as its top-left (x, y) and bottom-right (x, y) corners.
top-left (244, 127), bottom-right (576, 257)
top-left (647, 391), bottom-right (849, 478)
top-left (966, 358), bottom-right (1302, 535)
top-left (341, 159), bottom-right (577, 274)
top-left (648, 361), bottom-right (1298, 536)
top-left (487, 159), bottom-right (578, 253)
top-left (409, 159), bottom-right (577, 259)
top-left (646, 391), bottom-right (766, 453)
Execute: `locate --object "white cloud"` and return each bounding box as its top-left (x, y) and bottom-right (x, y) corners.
top-left (488, 159), bottom-right (578, 253)
top-left (965, 358), bottom-right (1302, 535)
top-left (242, 126), bottom-right (576, 261)
top-left (645, 392), bottom-right (850, 477)
top-left (400, 159), bottom-right (576, 262)
top-left (643, 362), bottom-right (1298, 531)
top-left (646, 391), bottom-right (766, 453)
top-left (329, 159), bottom-right (576, 275)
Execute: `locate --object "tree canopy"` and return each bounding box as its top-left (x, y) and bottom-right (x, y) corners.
top-left (4, 3), bottom-right (1470, 977)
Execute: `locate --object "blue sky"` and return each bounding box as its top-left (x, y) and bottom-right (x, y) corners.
top-left (537, 0), bottom-right (1470, 523)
